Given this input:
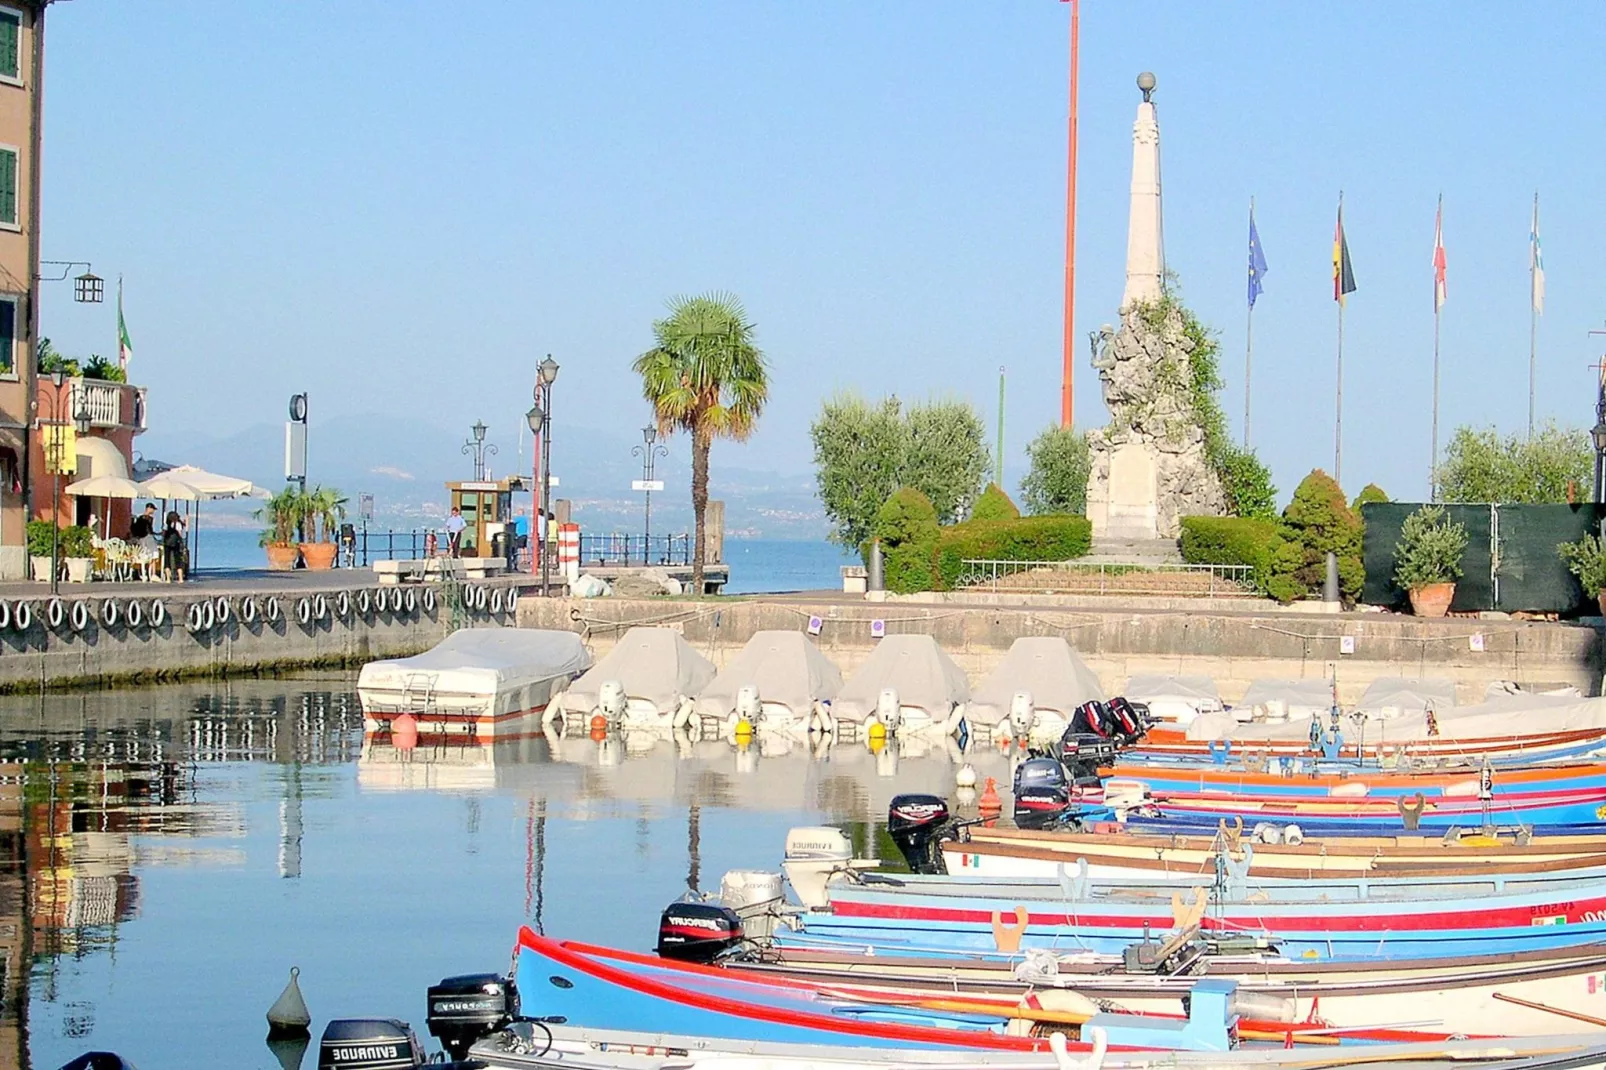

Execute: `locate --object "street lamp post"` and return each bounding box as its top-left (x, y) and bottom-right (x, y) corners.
top-left (1593, 420), bottom-right (1606, 505)
top-left (39, 369), bottom-right (91, 594)
top-left (462, 420), bottom-right (497, 481)
top-left (536, 356), bottom-right (559, 595)
top-left (632, 426), bottom-right (668, 565)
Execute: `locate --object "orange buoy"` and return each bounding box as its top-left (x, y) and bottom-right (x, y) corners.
top-left (392, 713), bottom-right (419, 751)
top-left (978, 776), bottom-right (1002, 817)
top-left (590, 714), bottom-right (608, 732)
top-left (589, 723), bottom-right (608, 742)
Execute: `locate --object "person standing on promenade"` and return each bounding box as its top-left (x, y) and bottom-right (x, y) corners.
top-left (445, 507), bottom-right (466, 558)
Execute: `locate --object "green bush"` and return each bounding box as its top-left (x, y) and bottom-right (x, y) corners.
top-left (1392, 505), bottom-right (1468, 590)
top-left (969, 483), bottom-right (1020, 522)
top-left (1559, 533), bottom-right (1606, 595)
top-left (1351, 484), bottom-right (1389, 512)
top-left (1214, 443), bottom-right (1278, 520)
top-left (26, 520), bottom-right (57, 559)
top-left (1020, 425), bottom-right (1090, 516)
top-left (1179, 516), bottom-right (1304, 603)
top-left (935, 515), bottom-right (1091, 590)
top-left (59, 525), bottom-right (94, 558)
top-left (1284, 469), bottom-right (1363, 601)
top-left (872, 487), bottom-right (940, 593)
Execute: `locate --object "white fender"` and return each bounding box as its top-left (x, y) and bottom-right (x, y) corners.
top-left (474, 585), bottom-right (488, 611)
top-left (336, 591), bottom-right (350, 618)
top-left (390, 586), bottom-right (405, 613)
top-left (241, 597), bottom-right (259, 623)
top-left (0, 600), bottom-right (12, 630)
top-left (297, 598), bottom-right (312, 625)
top-left (186, 603), bottom-right (205, 632)
top-left (69, 601), bottom-right (89, 632)
top-left (422, 587), bottom-right (436, 613)
top-left (357, 589), bottom-right (371, 616)
top-left (101, 599), bottom-right (118, 627)
top-left (265, 597), bottom-right (281, 622)
top-left (404, 587), bottom-right (417, 614)
top-left (202, 599), bottom-right (216, 631)
top-left (124, 600), bottom-right (141, 629)
top-left (313, 594), bottom-right (328, 620)
top-left (46, 598), bottom-right (64, 630)
top-left (215, 597), bottom-right (232, 625)
top-left (149, 600), bottom-right (166, 627)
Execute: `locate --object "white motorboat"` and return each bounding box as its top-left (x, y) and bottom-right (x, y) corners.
top-left (826, 635), bottom-right (968, 738)
top-left (357, 628), bottom-right (590, 741)
top-left (1122, 674), bottom-right (1222, 725)
top-left (553, 626), bottom-right (716, 730)
top-left (966, 637), bottom-right (1105, 744)
top-left (693, 630), bottom-right (844, 736)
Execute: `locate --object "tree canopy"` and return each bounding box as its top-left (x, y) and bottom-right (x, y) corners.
top-left (1434, 423), bottom-right (1591, 504)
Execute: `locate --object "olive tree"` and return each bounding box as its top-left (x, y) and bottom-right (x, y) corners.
top-left (1019, 425), bottom-right (1090, 516)
top-left (1435, 423), bottom-right (1592, 503)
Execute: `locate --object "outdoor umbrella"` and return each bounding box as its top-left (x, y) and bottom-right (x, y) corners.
top-left (140, 467), bottom-right (272, 569)
top-left (65, 474), bottom-right (144, 537)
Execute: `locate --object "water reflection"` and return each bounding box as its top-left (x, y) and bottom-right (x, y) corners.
top-left (0, 679), bottom-right (1018, 1070)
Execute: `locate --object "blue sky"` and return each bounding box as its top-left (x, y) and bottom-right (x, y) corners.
top-left (32, 2), bottom-right (1606, 505)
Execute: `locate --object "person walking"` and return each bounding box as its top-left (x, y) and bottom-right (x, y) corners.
top-left (129, 503), bottom-right (156, 541)
top-left (445, 506), bottom-right (466, 558)
top-left (161, 510), bottom-right (187, 583)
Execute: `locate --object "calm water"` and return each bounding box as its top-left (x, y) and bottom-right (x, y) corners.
top-left (0, 678), bottom-right (1014, 1070)
top-left (190, 530), bottom-right (857, 594)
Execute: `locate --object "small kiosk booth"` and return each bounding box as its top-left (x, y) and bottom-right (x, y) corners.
top-left (446, 477), bottom-right (527, 558)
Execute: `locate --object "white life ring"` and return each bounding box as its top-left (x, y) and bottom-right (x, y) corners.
top-left (13, 601), bottom-right (30, 631)
top-left (215, 597), bottom-right (232, 625)
top-left (337, 590), bottom-right (350, 618)
top-left (474, 585), bottom-right (488, 611)
top-left (125, 600), bottom-right (142, 629)
top-left (149, 600), bottom-right (166, 627)
top-left (203, 599), bottom-right (216, 631)
top-left (241, 597), bottom-right (258, 624)
top-left (357, 589), bottom-right (371, 616)
top-left (404, 588), bottom-right (417, 614)
top-left (423, 587), bottom-right (436, 613)
top-left (186, 602), bottom-right (205, 632)
top-left (70, 601), bottom-right (89, 632)
top-left (313, 593), bottom-right (328, 620)
top-left (490, 588), bottom-right (504, 614)
top-left (265, 597), bottom-right (281, 622)
top-left (46, 598), bottom-right (65, 630)
top-left (102, 599), bottom-right (119, 628)
top-left (297, 598), bottom-right (312, 625)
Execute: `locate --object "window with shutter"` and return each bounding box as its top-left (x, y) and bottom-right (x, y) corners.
top-left (0, 299), bottom-right (16, 376)
top-left (0, 11), bottom-right (18, 83)
top-left (0, 148), bottom-right (16, 226)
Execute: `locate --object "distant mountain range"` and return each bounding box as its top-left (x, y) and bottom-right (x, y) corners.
top-left (137, 414), bottom-right (829, 539)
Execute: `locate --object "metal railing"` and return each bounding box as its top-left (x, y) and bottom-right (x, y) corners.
top-left (957, 559), bottom-right (1255, 598)
top-left (358, 529), bottom-right (428, 565)
top-left (579, 533), bottom-right (691, 567)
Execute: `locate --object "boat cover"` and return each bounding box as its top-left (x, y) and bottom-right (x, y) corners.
top-left (357, 628), bottom-right (591, 697)
top-left (1236, 679), bottom-right (1333, 721)
top-left (967, 637), bottom-right (1104, 725)
top-left (831, 634), bottom-right (969, 723)
top-left (1123, 674), bottom-right (1223, 723)
top-left (693, 631), bottom-right (843, 720)
top-left (1186, 691), bottom-right (1606, 744)
top-left (560, 627), bottom-right (717, 714)
top-left (1355, 677), bottom-right (1458, 718)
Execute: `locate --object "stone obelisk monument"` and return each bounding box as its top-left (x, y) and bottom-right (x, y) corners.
top-left (1085, 72), bottom-right (1226, 542)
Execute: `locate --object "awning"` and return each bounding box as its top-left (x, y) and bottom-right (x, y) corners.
top-left (74, 436), bottom-right (130, 481)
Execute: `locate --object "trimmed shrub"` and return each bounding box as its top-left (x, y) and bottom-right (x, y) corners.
top-left (935, 515), bottom-right (1091, 590)
top-left (1179, 516), bottom-right (1304, 603)
top-left (1284, 469), bottom-right (1363, 601)
top-left (970, 483), bottom-right (1020, 522)
top-left (872, 487), bottom-right (940, 593)
top-left (1214, 444), bottom-right (1278, 521)
top-left (1351, 483), bottom-right (1389, 513)
top-left (59, 525), bottom-right (94, 558)
top-left (25, 520), bottom-right (56, 559)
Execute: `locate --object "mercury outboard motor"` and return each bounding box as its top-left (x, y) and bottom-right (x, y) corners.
top-left (1012, 756), bottom-right (1072, 830)
top-left (1106, 696), bottom-right (1148, 744)
top-left (1071, 700), bottom-right (1111, 738)
top-left (1056, 730), bottom-right (1117, 782)
top-left (887, 793), bottom-right (952, 874)
top-left (657, 901), bottom-right (743, 962)
top-left (426, 973), bottom-right (519, 1062)
top-left (317, 1019), bottom-right (426, 1070)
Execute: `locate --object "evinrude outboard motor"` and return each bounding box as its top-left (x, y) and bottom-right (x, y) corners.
top-left (317, 1019), bottom-right (427, 1070)
top-left (887, 793), bottom-right (953, 874)
top-left (657, 901), bottom-right (744, 962)
top-left (1012, 756), bottom-right (1072, 830)
top-left (426, 972), bottom-right (519, 1062)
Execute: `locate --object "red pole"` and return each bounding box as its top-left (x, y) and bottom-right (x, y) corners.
top-left (1059, 0), bottom-right (1079, 429)
top-left (531, 384), bottom-right (543, 572)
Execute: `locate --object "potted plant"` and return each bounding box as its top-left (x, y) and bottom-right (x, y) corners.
top-left (1558, 533), bottom-right (1606, 618)
top-left (61, 525), bottom-right (94, 583)
top-left (25, 520), bottom-right (55, 582)
top-left (1393, 504), bottom-right (1467, 618)
top-left (256, 487), bottom-right (304, 571)
top-left (297, 485), bottom-right (346, 571)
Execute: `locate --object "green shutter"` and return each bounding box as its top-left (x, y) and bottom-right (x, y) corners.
top-left (0, 149), bottom-right (16, 225)
top-left (0, 14), bottom-right (18, 81)
top-left (0, 300), bottom-right (15, 376)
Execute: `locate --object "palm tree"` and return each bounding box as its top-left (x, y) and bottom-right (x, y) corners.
top-left (633, 292), bottom-right (768, 592)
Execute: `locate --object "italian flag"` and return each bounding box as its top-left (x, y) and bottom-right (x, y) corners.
top-left (117, 275), bottom-right (133, 369)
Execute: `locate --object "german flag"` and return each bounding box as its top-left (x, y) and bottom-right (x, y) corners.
top-left (1333, 199), bottom-right (1356, 305)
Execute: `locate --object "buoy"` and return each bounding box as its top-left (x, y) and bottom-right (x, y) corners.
top-left (956, 763), bottom-right (978, 789)
top-left (589, 713), bottom-right (608, 733)
top-left (978, 776), bottom-right (1002, 817)
top-left (266, 965), bottom-right (311, 1038)
top-left (734, 719), bottom-right (754, 738)
top-left (589, 723), bottom-right (608, 742)
top-left (265, 1033), bottom-right (310, 1070)
top-left (392, 712), bottom-right (419, 751)
top-left (867, 720), bottom-right (886, 742)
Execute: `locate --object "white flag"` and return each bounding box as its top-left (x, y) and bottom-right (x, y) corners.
top-left (1530, 195), bottom-right (1545, 315)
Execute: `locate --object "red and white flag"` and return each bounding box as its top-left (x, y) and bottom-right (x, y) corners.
top-left (1432, 195), bottom-right (1447, 312)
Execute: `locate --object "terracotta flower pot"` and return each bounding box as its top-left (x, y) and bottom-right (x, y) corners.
top-left (1597, 590), bottom-right (1606, 620)
top-left (299, 542), bottom-right (337, 571)
top-left (264, 543), bottom-right (300, 571)
top-left (1408, 582), bottom-right (1455, 618)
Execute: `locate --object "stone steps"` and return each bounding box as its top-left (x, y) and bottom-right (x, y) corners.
top-left (1084, 537), bottom-right (1183, 566)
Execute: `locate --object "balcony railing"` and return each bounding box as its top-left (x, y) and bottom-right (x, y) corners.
top-left (68, 380), bottom-right (148, 433)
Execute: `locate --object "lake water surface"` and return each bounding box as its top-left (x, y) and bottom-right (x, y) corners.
top-left (0, 678), bottom-right (1014, 1070)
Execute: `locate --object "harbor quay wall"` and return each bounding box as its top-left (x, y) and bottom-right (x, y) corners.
top-left (0, 579), bottom-right (532, 692)
top-left (517, 596), bottom-right (1606, 705)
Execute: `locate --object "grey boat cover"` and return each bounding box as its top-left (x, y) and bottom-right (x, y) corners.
top-left (1123, 674), bottom-right (1223, 723)
top-left (1186, 691), bottom-right (1606, 744)
top-left (1354, 677), bottom-right (1458, 718)
top-left (693, 631), bottom-right (844, 720)
top-left (832, 634), bottom-right (970, 723)
top-left (968, 637), bottom-right (1105, 726)
top-left (357, 628), bottom-right (591, 697)
top-left (1237, 679), bottom-right (1333, 720)
top-left (559, 626), bottom-right (717, 715)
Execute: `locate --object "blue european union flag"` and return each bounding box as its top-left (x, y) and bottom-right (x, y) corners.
top-left (1248, 209), bottom-right (1268, 309)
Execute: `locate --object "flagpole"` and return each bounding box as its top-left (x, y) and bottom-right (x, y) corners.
top-left (1245, 196), bottom-right (1254, 448)
top-left (1529, 191), bottom-right (1538, 439)
top-left (1431, 194), bottom-right (1442, 500)
top-left (1334, 192), bottom-right (1344, 485)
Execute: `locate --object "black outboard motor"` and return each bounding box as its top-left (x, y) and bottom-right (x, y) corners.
top-left (887, 793), bottom-right (953, 875)
top-left (657, 901), bottom-right (744, 962)
top-left (1106, 696), bottom-right (1148, 744)
top-left (1056, 731), bottom-right (1117, 783)
top-left (317, 1019), bottom-right (426, 1070)
top-left (1071, 700), bottom-right (1111, 739)
top-left (1012, 756), bottom-right (1072, 830)
top-left (426, 973), bottom-right (519, 1061)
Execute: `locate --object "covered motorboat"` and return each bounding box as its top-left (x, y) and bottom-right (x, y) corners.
top-left (1234, 678), bottom-right (1333, 723)
top-left (358, 628), bottom-right (590, 741)
top-left (1355, 677), bottom-right (1457, 719)
top-left (1122, 674), bottom-right (1222, 725)
top-left (826, 635), bottom-right (968, 738)
top-left (966, 637), bottom-right (1104, 743)
top-left (692, 630), bottom-right (843, 736)
top-left (553, 626), bottom-right (716, 730)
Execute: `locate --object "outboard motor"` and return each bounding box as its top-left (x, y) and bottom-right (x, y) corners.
top-left (598, 680), bottom-right (627, 722)
top-left (1008, 690), bottom-right (1036, 738)
top-left (317, 1019), bottom-right (426, 1070)
top-left (874, 688), bottom-right (902, 733)
top-left (1106, 696), bottom-right (1147, 744)
top-left (1056, 731), bottom-right (1116, 782)
top-left (657, 901), bottom-right (744, 962)
top-left (425, 972), bottom-right (519, 1062)
top-left (1071, 700), bottom-right (1111, 739)
top-left (735, 684), bottom-right (762, 726)
top-left (1012, 756), bottom-right (1072, 830)
top-left (887, 793), bottom-right (952, 874)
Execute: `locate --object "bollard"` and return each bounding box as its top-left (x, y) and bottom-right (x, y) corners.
top-left (1323, 551), bottom-right (1339, 603)
top-left (867, 540), bottom-right (885, 603)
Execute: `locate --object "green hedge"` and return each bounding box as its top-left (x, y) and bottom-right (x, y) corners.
top-left (936, 515), bottom-right (1092, 590)
top-left (1179, 516), bottom-right (1303, 602)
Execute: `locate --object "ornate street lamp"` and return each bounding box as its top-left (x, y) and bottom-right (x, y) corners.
top-left (1593, 420), bottom-right (1606, 503)
top-left (632, 425), bottom-right (668, 565)
top-left (536, 356), bottom-right (559, 595)
top-left (39, 368), bottom-right (90, 594)
top-left (462, 420), bottom-right (497, 481)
